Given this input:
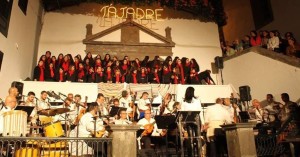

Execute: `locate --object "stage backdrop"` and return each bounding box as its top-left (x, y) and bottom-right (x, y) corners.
top-left (37, 3), bottom-right (222, 82)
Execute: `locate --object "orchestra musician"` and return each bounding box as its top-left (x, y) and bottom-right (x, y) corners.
top-left (137, 109), bottom-right (166, 149)
top-left (69, 102), bottom-right (106, 156)
top-left (204, 98), bottom-right (232, 157)
top-left (158, 93), bottom-right (174, 115)
top-left (0, 94), bottom-right (18, 135)
top-left (37, 91), bottom-right (50, 110)
top-left (119, 90), bottom-right (134, 119)
top-left (137, 92), bottom-right (150, 119)
top-left (222, 98), bottom-right (240, 121)
top-left (180, 87), bottom-right (203, 156)
top-left (96, 93), bottom-right (109, 116)
top-left (24, 91), bottom-right (38, 124)
top-left (114, 110), bottom-right (132, 125)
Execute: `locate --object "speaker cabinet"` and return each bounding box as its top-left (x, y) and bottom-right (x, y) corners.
top-left (239, 86), bottom-right (251, 101)
top-left (214, 56), bottom-right (224, 69)
top-left (11, 81), bottom-right (24, 100)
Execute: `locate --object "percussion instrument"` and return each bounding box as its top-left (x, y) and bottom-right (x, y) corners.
top-left (3, 110), bottom-right (27, 136)
top-left (15, 146), bottom-right (40, 157)
top-left (38, 108), bottom-right (70, 117)
top-left (41, 141), bottom-right (69, 157)
top-left (43, 121), bottom-right (64, 137)
top-left (39, 116), bottom-right (54, 124)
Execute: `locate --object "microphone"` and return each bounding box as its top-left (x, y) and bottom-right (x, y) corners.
top-left (46, 91), bottom-right (54, 97)
top-left (59, 92), bottom-right (67, 97)
top-left (51, 91), bottom-right (61, 100)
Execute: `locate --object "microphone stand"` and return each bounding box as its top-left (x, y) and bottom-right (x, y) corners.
top-left (35, 97), bottom-right (41, 134)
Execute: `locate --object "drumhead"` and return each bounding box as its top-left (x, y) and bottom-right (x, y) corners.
top-left (3, 110), bottom-right (27, 117)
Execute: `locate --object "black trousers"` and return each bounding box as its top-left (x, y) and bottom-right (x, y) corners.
top-left (207, 128), bottom-right (228, 157)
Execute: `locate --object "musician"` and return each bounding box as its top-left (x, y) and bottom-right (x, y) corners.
top-left (115, 110), bottom-right (132, 125)
top-left (24, 92), bottom-right (38, 124)
top-left (69, 102), bottom-right (106, 156)
top-left (8, 87), bottom-right (19, 98)
top-left (222, 98), bottom-right (240, 121)
top-left (158, 93), bottom-right (174, 115)
top-left (119, 90), bottom-right (133, 118)
top-left (137, 92), bottom-right (150, 119)
top-left (263, 94), bottom-right (280, 123)
top-left (37, 91), bottom-right (50, 110)
top-left (137, 110), bottom-right (164, 149)
top-left (96, 93), bottom-right (109, 116)
top-left (279, 93), bottom-right (298, 122)
top-left (0, 96), bottom-right (18, 134)
top-left (172, 101), bottom-right (181, 115)
top-left (204, 98), bottom-right (232, 157)
top-left (248, 99), bottom-right (263, 123)
top-left (180, 87), bottom-right (203, 156)
top-left (181, 87), bottom-right (204, 124)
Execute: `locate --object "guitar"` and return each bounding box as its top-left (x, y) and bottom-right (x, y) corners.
top-left (92, 128), bottom-right (106, 138)
top-left (74, 96), bottom-right (88, 125)
top-left (142, 121), bottom-right (156, 136)
top-left (141, 121), bottom-right (167, 137)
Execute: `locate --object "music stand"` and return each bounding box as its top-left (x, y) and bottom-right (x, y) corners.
top-left (155, 115), bottom-right (176, 156)
top-left (239, 111), bottom-right (250, 123)
top-left (109, 106), bottom-right (127, 117)
top-left (154, 115), bottom-right (176, 129)
top-left (176, 111), bottom-right (201, 157)
top-left (176, 111), bottom-right (201, 123)
top-left (15, 106), bottom-right (35, 117)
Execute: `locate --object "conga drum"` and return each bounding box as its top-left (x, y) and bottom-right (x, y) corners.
top-left (43, 121), bottom-right (64, 137)
top-left (41, 141), bottom-right (69, 157)
top-left (3, 110), bottom-right (27, 136)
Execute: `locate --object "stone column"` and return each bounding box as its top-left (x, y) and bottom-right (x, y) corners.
top-left (221, 123), bottom-right (257, 157)
top-left (110, 125), bottom-right (141, 157)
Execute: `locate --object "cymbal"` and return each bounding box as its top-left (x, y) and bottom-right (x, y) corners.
top-left (38, 108), bottom-right (70, 116)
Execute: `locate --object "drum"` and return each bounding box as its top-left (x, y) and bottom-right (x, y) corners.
top-left (43, 121), bottom-right (64, 137)
top-left (15, 147), bottom-right (40, 157)
top-left (39, 116), bottom-right (53, 124)
top-left (41, 141), bottom-right (69, 157)
top-left (3, 110), bottom-right (27, 136)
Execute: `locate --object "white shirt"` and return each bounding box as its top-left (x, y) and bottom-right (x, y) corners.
top-left (38, 99), bottom-right (50, 110)
top-left (114, 119), bottom-right (132, 125)
top-left (158, 100), bottom-right (175, 115)
top-left (138, 99), bottom-right (150, 111)
top-left (181, 98), bottom-right (204, 124)
top-left (97, 102), bottom-right (109, 116)
top-left (205, 103), bottom-right (232, 124)
top-left (267, 36), bottom-right (279, 49)
top-left (119, 97), bottom-right (133, 113)
top-left (222, 104), bottom-right (240, 121)
top-left (137, 118), bottom-right (161, 136)
top-left (181, 98), bottom-right (202, 111)
top-left (74, 112), bottom-right (104, 137)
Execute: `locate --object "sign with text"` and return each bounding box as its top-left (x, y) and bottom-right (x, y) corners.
top-left (97, 5), bottom-right (164, 30)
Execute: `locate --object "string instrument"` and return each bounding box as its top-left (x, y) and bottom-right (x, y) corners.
top-left (142, 121), bottom-right (155, 136)
top-left (233, 104), bottom-right (239, 123)
top-left (141, 121), bottom-right (167, 137)
top-left (129, 91), bottom-right (137, 120)
top-left (74, 96), bottom-right (87, 125)
top-left (92, 128), bottom-right (106, 138)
